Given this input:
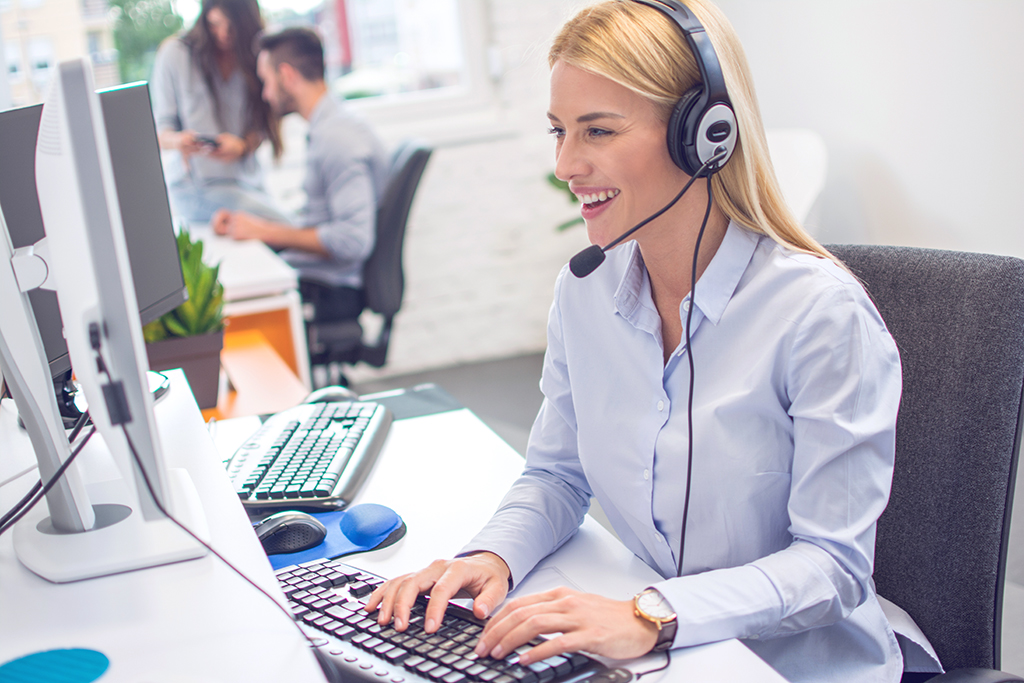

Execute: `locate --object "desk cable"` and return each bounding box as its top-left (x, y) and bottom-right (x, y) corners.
top-left (84, 338), bottom-right (319, 652)
top-left (0, 411), bottom-right (94, 536)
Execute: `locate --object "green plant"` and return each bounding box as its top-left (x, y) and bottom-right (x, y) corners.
top-left (143, 230), bottom-right (225, 343)
top-left (547, 172), bottom-right (585, 232)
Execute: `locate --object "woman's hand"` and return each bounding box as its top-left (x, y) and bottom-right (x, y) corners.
top-left (159, 129), bottom-right (205, 162)
top-left (208, 133), bottom-right (247, 162)
top-left (364, 553), bottom-right (511, 633)
top-left (474, 587), bottom-right (659, 665)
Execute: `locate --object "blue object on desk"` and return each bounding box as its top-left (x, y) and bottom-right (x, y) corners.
top-left (0, 649), bottom-right (109, 682)
top-left (267, 503), bottom-right (406, 570)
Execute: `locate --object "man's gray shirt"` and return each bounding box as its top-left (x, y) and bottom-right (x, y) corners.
top-left (282, 95), bottom-right (389, 288)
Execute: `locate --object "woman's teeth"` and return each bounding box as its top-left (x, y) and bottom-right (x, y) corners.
top-left (578, 189), bottom-right (620, 206)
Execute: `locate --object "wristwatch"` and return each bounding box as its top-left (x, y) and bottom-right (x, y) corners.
top-left (633, 588), bottom-right (678, 653)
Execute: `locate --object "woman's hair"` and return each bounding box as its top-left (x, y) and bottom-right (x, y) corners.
top-left (183, 0), bottom-right (282, 157)
top-left (549, 0), bottom-right (833, 262)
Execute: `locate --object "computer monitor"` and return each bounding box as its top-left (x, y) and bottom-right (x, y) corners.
top-left (0, 58), bottom-right (207, 582)
top-left (0, 83), bottom-right (187, 407)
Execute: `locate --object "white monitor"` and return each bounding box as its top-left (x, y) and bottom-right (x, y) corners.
top-left (0, 58), bottom-right (208, 582)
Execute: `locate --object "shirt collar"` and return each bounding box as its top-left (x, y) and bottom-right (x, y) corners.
top-left (613, 221), bottom-right (760, 326)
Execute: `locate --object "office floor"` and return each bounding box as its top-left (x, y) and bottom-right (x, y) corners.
top-left (352, 352), bottom-right (1024, 676)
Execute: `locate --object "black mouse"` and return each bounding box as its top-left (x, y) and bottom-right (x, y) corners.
top-left (304, 385), bottom-right (360, 404)
top-left (253, 511), bottom-right (327, 555)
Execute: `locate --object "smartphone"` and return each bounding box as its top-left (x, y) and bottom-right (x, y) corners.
top-left (195, 135), bottom-right (220, 148)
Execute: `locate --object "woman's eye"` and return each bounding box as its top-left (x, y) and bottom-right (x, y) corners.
top-left (587, 127), bottom-right (612, 138)
top-left (547, 127), bottom-right (565, 138)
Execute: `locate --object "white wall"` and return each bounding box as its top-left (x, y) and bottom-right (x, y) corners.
top-left (715, 0), bottom-right (1024, 254)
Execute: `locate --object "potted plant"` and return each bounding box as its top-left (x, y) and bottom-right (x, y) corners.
top-left (143, 229), bottom-right (225, 409)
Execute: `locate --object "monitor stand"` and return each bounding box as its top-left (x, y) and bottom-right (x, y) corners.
top-left (12, 464), bottom-right (208, 583)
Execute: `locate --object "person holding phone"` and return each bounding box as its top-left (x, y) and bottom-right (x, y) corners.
top-left (152, 0), bottom-right (285, 223)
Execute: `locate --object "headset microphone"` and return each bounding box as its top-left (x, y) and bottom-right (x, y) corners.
top-left (568, 148), bottom-right (728, 278)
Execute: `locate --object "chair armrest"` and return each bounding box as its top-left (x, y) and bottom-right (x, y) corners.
top-left (926, 669), bottom-right (1024, 683)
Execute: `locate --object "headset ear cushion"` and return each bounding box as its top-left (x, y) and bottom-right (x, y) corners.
top-left (667, 86), bottom-right (704, 175)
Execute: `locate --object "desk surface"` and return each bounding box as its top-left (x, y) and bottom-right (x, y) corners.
top-left (191, 228), bottom-right (297, 302)
top-left (212, 397), bottom-right (787, 682)
top-left (0, 372), bottom-right (324, 682)
top-left (0, 381), bottom-right (786, 682)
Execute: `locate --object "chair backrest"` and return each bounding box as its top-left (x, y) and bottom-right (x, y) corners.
top-left (827, 244), bottom-right (1024, 671)
top-left (362, 139), bottom-right (432, 318)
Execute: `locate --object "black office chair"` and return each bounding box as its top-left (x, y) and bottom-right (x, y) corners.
top-left (828, 245), bottom-right (1024, 683)
top-left (307, 140), bottom-right (432, 386)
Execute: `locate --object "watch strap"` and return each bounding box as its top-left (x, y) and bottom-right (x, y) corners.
top-left (651, 617), bottom-right (677, 652)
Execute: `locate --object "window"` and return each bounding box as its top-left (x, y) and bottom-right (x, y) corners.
top-left (5, 42), bottom-right (21, 81)
top-left (28, 37), bottom-right (52, 88)
top-left (260, 0), bottom-right (485, 114)
top-left (87, 30), bottom-right (102, 56)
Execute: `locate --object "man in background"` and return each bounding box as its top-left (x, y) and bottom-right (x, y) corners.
top-left (213, 27), bottom-right (389, 323)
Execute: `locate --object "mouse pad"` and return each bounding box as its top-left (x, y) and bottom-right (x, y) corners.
top-left (267, 503), bottom-right (406, 570)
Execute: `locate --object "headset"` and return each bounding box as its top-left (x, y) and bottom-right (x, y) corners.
top-left (633, 0), bottom-right (738, 177)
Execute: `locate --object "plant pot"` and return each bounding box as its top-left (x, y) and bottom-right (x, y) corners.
top-left (145, 330), bottom-right (224, 409)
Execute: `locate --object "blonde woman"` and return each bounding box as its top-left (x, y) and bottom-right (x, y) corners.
top-left (368, 2), bottom-right (905, 681)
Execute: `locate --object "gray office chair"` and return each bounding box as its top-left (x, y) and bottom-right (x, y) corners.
top-left (307, 140), bottom-right (432, 384)
top-left (828, 244), bottom-right (1024, 683)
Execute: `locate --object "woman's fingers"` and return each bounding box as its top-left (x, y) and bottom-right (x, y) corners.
top-left (364, 555), bottom-right (510, 633)
top-left (476, 589), bottom-right (657, 663)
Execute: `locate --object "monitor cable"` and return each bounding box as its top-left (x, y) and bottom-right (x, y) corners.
top-left (86, 340), bottom-right (319, 651)
top-left (0, 411), bottom-right (95, 536)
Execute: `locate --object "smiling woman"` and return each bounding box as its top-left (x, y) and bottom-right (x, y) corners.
top-left (362, 2), bottom-right (909, 683)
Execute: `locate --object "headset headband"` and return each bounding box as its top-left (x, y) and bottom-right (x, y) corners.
top-left (631, 0), bottom-right (737, 175)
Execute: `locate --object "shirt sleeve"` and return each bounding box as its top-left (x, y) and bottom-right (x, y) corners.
top-left (308, 151), bottom-right (376, 267)
top-left (460, 269), bottom-right (593, 587)
top-left (151, 39), bottom-right (183, 133)
top-left (655, 282), bottom-right (902, 647)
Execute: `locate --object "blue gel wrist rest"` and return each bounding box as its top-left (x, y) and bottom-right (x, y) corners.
top-left (267, 503), bottom-right (405, 570)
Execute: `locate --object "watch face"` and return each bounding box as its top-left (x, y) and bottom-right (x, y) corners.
top-left (636, 590), bottom-right (675, 620)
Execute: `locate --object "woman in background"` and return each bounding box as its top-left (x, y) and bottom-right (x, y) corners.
top-left (152, 0), bottom-right (284, 223)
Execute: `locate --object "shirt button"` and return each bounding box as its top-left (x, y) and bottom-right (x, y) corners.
top-left (655, 534), bottom-right (664, 543)
top-left (682, 300), bottom-right (691, 312)
top-left (643, 469), bottom-right (650, 480)
top-left (657, 400), bottom-right (665, 411)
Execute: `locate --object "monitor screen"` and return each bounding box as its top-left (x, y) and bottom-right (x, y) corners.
top-left (0, 83), bottom-right (187, 379)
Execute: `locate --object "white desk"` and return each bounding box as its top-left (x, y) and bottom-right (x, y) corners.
top-left (0, 371), bottom-right (325, 682)
top-left (192, 228), bottom-right (312, 389)
top-left (213, 399), bottom-right (788, 682)
top-left (0, 381), bottom-right (787, 682)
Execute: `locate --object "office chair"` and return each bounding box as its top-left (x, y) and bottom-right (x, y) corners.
top-left (307, 140), bottom-right (432, 386)
top-left (827, 244), bottom-right (1024, 683)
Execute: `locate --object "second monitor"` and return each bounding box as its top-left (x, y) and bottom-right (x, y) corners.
top-left (0, 83), bottom-right (187, 400)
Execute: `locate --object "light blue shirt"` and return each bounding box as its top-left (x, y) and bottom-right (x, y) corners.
top-left (281, 95), bottom-right (389, 288)
top-left (463, 223), bottom-right (906, 683)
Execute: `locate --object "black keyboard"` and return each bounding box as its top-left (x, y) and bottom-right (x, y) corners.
top-left (225, 401), bottom-right (393, 511)
top-left (277, 558), bottom-right (626, 683)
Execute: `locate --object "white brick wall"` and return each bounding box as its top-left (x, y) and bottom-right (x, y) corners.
top-left (263, 0), bottom-right (593, 381)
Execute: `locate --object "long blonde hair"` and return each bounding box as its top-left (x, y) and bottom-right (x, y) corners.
top-left (549, 0), bottom-right (834, 261)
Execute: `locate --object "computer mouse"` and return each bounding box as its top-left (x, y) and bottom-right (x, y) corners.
top-left (253, 510), bottom-right (327, 555)
top-left (304, 385), bottom-right (360, 404)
